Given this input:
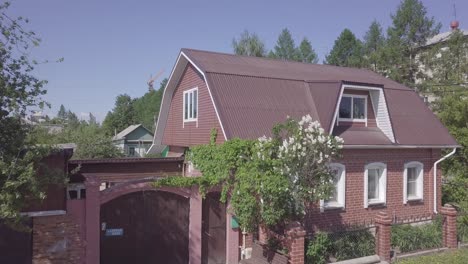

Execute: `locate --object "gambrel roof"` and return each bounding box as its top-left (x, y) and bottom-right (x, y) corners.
top-left (150, 49), bottom-right (458, 152)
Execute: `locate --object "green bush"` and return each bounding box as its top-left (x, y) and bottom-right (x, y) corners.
top-left (458, 215), bottom-right (468, 243)
top-left (331, 229), bottom-right (375, 261)
top-left (306, 233), bottom-right (331, 264)
top-left (391, 218), bottom-right (442, 253)
top-left (306, 229), bottom-right (375, 263)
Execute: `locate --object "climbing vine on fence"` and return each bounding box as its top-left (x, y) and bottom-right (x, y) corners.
top-left (154, 115), bottom-right (343, 231)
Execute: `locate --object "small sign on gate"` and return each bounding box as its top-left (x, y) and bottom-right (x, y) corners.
top-left (105, 228), bottom-right (124, 236)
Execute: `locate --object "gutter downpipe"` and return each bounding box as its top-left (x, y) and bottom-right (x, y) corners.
top-left (433, 148), bottom-right (456, 213)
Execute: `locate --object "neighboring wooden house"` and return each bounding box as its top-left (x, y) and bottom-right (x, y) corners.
top-left (112, 124), bottom-right (153, 157)
top-left (146, 48), bottom-right (459, 263)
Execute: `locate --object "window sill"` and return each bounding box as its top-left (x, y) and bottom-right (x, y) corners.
top-left (367, 200), bottom-right (385, 206)
top-left (183, 119), bottom-right (197, 123)
top-left (407, 196), bottom-right (423, 202)
top-left (338, 118), bottom-right (367, 123)
top-left (324, 202), bottom-right (344, 210)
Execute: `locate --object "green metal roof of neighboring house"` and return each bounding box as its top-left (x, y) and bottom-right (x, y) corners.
top-left (112, 124), bottom-right (153, 141)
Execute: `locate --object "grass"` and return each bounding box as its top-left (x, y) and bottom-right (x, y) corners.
top-left (396, 248), bottom-right (468, 264)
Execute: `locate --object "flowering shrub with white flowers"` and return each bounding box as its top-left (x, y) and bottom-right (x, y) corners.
top-left (154, 115), bottom-right (343, 231)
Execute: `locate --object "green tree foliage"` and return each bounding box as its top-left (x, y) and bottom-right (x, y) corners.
top-left (0, 2), bottom-right (67, 224)
top-left (363, 20), bottom-right (386, 72)
top-left (133, 78), bottom-right (166, 131)
top-left (425, 32), bottom-right (468, 232)
top-left (298, 38), bottom-right (318, 63)
top-left (386, 0), bottom-right (441, 86)
top-left (57, 104), bottom-right (66, 120)
top-left (102, 94), bottom-right (136, 135)
top-left (69, 125), bottom-right (123, 159)
top-left (423, 30), bottom-right (468, 87)
top-left (88, 112), bottom-right (97, 126)
top-left (270, 28), bottom-right (299, 61)
top-left (155, 115), bottom-right (343, 231)
top-left (325, 29), bottom-right (364, 67)
top-left (232, 30), bottom-right (267, 57)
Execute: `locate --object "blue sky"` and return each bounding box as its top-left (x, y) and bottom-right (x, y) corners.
top-left (8, 0), bottom-right (468, 121)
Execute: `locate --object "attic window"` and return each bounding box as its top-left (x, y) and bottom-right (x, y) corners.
top-left (339, 94), bottom-right (367, 122)
top-left (183, 88), bottom-right (198, 122)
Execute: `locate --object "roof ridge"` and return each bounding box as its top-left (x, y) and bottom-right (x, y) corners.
top-left (182, 48), bottom-right (376, 73)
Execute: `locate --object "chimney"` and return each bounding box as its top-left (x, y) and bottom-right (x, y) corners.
top-left (450, 20), bottom-right (459, 30)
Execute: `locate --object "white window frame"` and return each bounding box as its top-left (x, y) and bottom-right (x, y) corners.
top-left (338, 94), bottom-right (367, 124)
top-left (183, 87), bottom-right (198, 123)
top-left (403, 161), bottom-right (424, 204)
top-left (364, 162), bottom-right (387, 208)
top-left (320, 163), bottom-right (346, 212)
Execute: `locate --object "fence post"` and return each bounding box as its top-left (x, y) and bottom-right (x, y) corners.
top-left (258, 225), bottom-right (268, 244)
top-left (286, 222), bottom-right (306, 264)
top-left (375, 211), bottom-right (392, 262)
top-left (441, 204), bottom-right (458, 248)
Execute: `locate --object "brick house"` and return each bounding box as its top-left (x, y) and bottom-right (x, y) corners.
top-left (147, 48), bottom-right (459, 261)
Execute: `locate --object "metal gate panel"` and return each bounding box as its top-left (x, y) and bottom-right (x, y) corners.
top-left (100, 191), bottom-right (189, 264)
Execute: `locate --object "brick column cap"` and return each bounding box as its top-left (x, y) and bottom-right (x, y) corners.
top-left (286, 221), bottom-right (306, 238)
top-left (440, 204), bottom-right (457, 216)
top-left (374, 211), bottom-right (392, 225)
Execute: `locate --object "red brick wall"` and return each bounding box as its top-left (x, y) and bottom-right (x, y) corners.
top-left (306, 148), bottom-right (442, 232)
top-left (162, 64), bottom-right (224, 147)
top-left (32, 213), bottom-right (84, 264)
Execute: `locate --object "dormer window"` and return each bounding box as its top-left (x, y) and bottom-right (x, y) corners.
top-left (183, 88), bottom-right (198, 122)
top-left (339, 94), bottom-right (367, 122)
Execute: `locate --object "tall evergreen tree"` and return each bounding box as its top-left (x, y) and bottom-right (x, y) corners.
top-left (89, 113), bottom-right (97, 125)
top-left (57, 104), bottom-right (67, 120)
top-left (363, 20), bottom-right (386, 72)
top-left (102, 94), bottom-right (136, 135)
top-left (298, 38), bottom-right (318, 63)
top-left (386, 0), bottom-right (441, 86)
top-left (271, 28), bottom-right (298, 61)
top-left (232, 30), bottom-right (267, 57)
top-left (324, 29), bottom-right (364, 67)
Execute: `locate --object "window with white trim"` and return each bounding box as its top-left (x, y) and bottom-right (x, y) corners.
top-left (403, 162), bottom-right (424, 203)
top-left (322, 163), bottom-right (346, 210)
top-left (339, 94), bottom-right (367, 122)
top-left (364, 162), bottom-right (387, 208)
top-left (183, 88), bottom-right (198, 121)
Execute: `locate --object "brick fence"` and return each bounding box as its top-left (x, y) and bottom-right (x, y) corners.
top-left (256, 204), bottom-right (460, 264)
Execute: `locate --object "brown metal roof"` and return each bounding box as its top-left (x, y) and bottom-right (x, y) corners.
top-left (384, 89), bottom-right (458, 146)
top-left (180, 48), bottom-right (458, 147)
top-left (205, 73), bottom-right (320, 139)
top-left (333, 126), bottom-right (393, 145)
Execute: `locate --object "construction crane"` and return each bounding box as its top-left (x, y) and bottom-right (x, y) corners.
top-left (147, 69), bottom-right (165, 91)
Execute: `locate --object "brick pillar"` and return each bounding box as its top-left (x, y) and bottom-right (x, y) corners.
top-left (286, 222), bottom-right (306, 264)
top-left (226, 202), bottom-right (239, 264)
top-left (375, 211), bottom-right (392, 262)
top-left (258, 225), bottom-right (268, 244)
top-left (441, 204), bottom-right (458, 249)
top-left (189, 186), bottom-right (202, 264)
top-left (84, 174), bottom-right (100, 264)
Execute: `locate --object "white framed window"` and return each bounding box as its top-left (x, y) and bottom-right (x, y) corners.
top-left (320, 163), bottom-right (346, 211)
top-left (183, 87), bottom-right (198, 122)
top-left (338, 94), bottom-right (367, 122)
top-left (364, 162), bottom-right (387, 208)
top-left (403, 161), bottom-right (424, 203)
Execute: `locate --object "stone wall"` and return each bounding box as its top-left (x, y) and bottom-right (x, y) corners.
top-left (32, 200), bottom-right (85, 264)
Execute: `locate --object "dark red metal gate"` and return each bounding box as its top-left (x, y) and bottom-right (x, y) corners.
top-left (100, 191), bottom-right (189, 264)
top-left (201, 192), bottom-right (226, 264)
